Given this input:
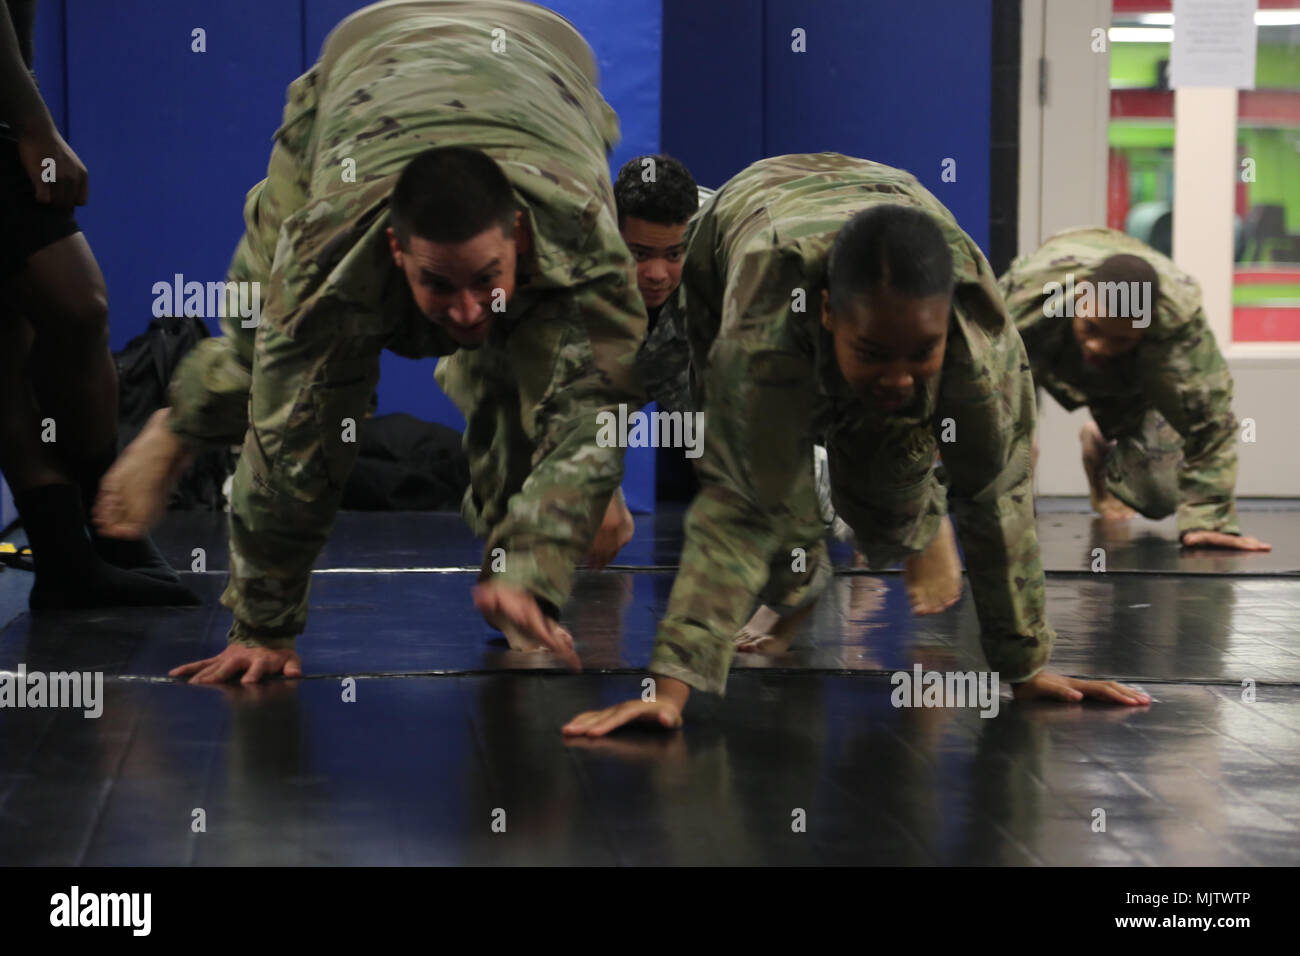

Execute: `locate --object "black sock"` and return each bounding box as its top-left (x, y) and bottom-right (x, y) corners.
top-left (92, 532), bottom-right (184, 584)
top-left (68, 441), bottom-right (185, 583)
top-left (72, 443), bottom-right (118, 523)
top-left (13, 483), bottom-right (200, 609)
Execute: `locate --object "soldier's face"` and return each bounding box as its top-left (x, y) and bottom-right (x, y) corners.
top-left (1072, 290), bottom-right (1143, 366)
top-left (621, 217), bottom-right (688, 310)
top-left (822, 287), bottom-right (950, 412)
top-left (388, 215), bottom-right (523, 346)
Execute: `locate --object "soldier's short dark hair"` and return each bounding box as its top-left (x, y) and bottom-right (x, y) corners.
top-left (827, 205), bottom-right (955, 312)
top-left (614, 154), bottom-right (698, 227)
top-left (390, 147), bottom-right (516, 248)
top-left (1090, 254), bottom-right (1160, 314)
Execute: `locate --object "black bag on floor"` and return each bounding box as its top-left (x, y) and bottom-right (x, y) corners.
top-left (114, 316), bottom-right (234, 511)
top-left (341, 412), bottom-right (469, 511)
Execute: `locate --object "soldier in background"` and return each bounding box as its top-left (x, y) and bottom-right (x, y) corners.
top-left (93, 0), bottom-right (647, 682)
top-left (614, 153), bottom-right (705, 520)
top-left (615, 153), bottom-right (854, 638)
top-left (615, 153), bottom-right (701, 419)
top-left (1001, 227), bottom-right (1270, 552)
top-left (564, 154), bottom-right (1151, 736)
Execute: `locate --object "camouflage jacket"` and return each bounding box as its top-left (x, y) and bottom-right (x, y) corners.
top-left (636, 283), bottom-right (695, 415)
top-left (1000, 226), bottom-right (1239, 535)
top-left (219, 0), bottom-right (647, 641)
top-left (649, 153), bottom-right (1054, 693)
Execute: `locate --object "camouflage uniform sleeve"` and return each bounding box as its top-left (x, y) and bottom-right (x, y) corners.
top-left (224, 313), bottom-right (386, 647)
top-left (938, 256), bottom-right (1055, 683)
top-left (220, 186), bottom-right (402, 645)
top-left (1140, 308), bottom-right (1240, 535)
top-left (648, 246), bottom-right (816, 694)
top-left (481, 264), bottom-right (648, 612)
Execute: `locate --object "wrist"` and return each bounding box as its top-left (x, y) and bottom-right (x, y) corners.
top-left (229, 634), bottom-right (297, 651)
top-left (11, 102), bottom-right (53, 137)
top-left (652, 674), bottom-right (692, 709)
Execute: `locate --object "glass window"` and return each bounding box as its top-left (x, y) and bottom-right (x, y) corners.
top-left (1234, 4), bottom-right (1300, 343)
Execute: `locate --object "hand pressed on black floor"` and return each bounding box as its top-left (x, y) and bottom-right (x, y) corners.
top-left (171, 643), bottom-right (303, 685)
top-left (1181, 530), bottom-right (1272, 552)
top-left (473, 580), bottom-right (581, 669)
top-left (1013, 670), bottom-right (1151, 705)
top-left (563, 675), bottom-right (690, 736)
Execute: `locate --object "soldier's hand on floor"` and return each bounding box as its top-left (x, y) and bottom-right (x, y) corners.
top-left (583, 490), bottom-right (635, 568)
top-left (1013, 670), bottom-right (1151, 705)
top-left (170, 643), bottom-right (303, 685)
top-left (17, 120), bottom-right (89, 206)
top-left (1180, 530), bottom-right (1272, 552)
top-left (562, 676), bottom-right (691, 736)
top-left (473, 580), bottom-right (582, 669)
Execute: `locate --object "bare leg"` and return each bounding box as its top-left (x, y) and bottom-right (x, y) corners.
top-left (1079, 421), bottom-right (1136, 520)
top-left (0, 310), bottom-right (196, 606)
top-left (93, 407), bottom-right (194, 539)
top-left (9, 234), bottom-right (118, 477)
top-left (902, 514), bottom-right (962, 615)
top-left (0, 317), bottom-right (68, 492)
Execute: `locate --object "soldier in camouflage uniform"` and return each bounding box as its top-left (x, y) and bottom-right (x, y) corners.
top-left (612, 154), bottom-right (707, 418)
top-left (94, 0), bottom-right (649, 681)
top-left (565, 154), bottom-right (1150, 735)
top-left (1001, 227), bottom-right (1270, 551)
top-left (616, 157), bottom-right (850, 550)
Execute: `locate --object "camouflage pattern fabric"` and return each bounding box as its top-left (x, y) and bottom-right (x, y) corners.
top-left (1001, 226), bottom-right (1239, 535)
top-left (167, 0), bottom-right (647, 644)
top-left (635, 282), bottom-right (696, 415)
top-left (649, 153), bottom-right (1054, 694)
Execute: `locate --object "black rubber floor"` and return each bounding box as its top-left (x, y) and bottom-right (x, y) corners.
top-left (1, 500), bottom-right (1297, 865)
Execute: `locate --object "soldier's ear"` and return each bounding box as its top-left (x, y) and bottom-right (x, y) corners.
top-left (820, 288), bottom-right (834, 331)
top-left (386, 227), bottom-right (405, 267)
top-left (513, 211), bottom-right (531, 256)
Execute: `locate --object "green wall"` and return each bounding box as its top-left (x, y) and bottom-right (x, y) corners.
top-left (1109, 40), bottom-right (1300, 232)
top-left (1110, 41), bottom-right (1300, 89)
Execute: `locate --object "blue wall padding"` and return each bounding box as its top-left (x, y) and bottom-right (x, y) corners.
top-left (31, 0), bottom-right (65, 133)
top-left (660, 0), bottom-right (764, 189)
top-left (763, 0), bottom-right (991, 250)
top-left (663, 0), bottom-right (992, 251)
top-left (63, 0), bottom-right (301, 349)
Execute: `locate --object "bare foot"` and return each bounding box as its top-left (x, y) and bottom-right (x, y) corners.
top-left (734, 601), bottom-right (815, 655)
top-left (94, 408), bottom-right (194, 540)
top-left (1079, 422), bottom-right (1135, 520)
top-left (584, 489), bottom-right (635, 567)
top-left (903, 515), bottom-right (962, 615)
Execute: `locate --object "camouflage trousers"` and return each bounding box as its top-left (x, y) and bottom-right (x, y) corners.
top-left (434, 349), bottom-right (626, 551)
top-left (1102, 409), bottom-right (1182, 519)
top-left (771, 422), bottom-right (947, 612)
top-left (686, 407), bottom-right (947, 624)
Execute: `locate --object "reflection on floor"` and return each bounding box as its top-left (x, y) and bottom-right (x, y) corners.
top-left (0, 501), bottom-right (1297, 864)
